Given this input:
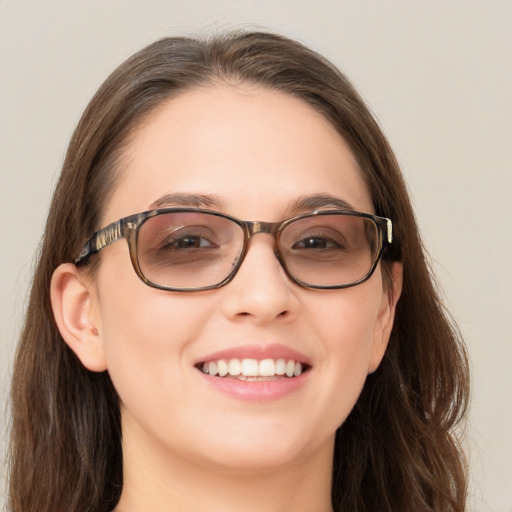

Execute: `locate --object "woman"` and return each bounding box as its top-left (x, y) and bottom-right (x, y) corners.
top-left (8, 31), bottom-right (469, 512)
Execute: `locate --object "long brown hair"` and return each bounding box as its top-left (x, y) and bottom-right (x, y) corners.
top-left (9, 31), bottom-right (469, 512)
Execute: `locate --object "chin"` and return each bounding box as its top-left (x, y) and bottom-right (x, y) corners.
top-left (191, 424), bottom-right (331, 474)
top-left (201, 445), bottom-right (307, 474)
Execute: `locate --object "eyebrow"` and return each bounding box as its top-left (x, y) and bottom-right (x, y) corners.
top-left (148, 192), bottom-right (356, 215)
top-left (148, 193), bottom-right (224, 210)
top-left (288, 194), bottom-right (356, 213)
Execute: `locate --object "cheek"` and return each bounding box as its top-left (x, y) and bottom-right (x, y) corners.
top-left (310, 281), bottom-right (382, 362)
top-left (96, 246), bottom-right (207, 350)
top-left (305, 281), bottom-right (384, 424)
top-left (94, 259), bottom-right (212, 408)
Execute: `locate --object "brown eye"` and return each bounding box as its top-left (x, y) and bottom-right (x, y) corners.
top-left (292, 236), bottom-right (343, 249)
top-left (164, 235), bottom-right (216, 249)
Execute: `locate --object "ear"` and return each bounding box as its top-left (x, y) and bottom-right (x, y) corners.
top-left (50, 263), bottom-right (107, 372)
top-left (368, 262), bottom-right (403, 373)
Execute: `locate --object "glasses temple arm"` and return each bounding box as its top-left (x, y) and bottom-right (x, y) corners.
top-left (386, 218), bottom-right (393, 244)
top-left (75, 219), bottom-right (124, 265)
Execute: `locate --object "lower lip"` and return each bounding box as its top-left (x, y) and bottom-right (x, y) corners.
top-left (198, 371), bottom-right (309, 402)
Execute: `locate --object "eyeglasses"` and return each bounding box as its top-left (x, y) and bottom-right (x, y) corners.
top-left (75, 208), bottom-right (393, 291)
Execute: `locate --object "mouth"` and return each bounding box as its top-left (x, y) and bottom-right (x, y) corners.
top-left (196, 358), bottom-right (311, 381)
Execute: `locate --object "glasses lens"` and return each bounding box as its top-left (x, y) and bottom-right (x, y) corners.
top-left (136, 212), bottom-right (245, 289)
top-left (280, 214), bottom-right (381, 287)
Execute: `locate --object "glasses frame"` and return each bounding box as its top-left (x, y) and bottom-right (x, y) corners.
top-left (75, 207), bottom-right (393, 291)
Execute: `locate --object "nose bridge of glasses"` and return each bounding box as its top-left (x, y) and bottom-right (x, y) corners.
top-left (245, 220), bottom-right (280, 239)
top-left (238, 220), bottom-right (286, 281)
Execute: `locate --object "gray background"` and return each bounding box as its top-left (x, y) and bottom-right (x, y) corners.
top-left (1, 1), bottom-right (511, 510)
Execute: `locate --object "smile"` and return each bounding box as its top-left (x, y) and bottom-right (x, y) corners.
top-left (199, 358), bottom-right (306, 379)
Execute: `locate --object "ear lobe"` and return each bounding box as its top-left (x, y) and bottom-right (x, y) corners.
top-left (50, 263), bottom-right (107, 372)
top-left (368, 262), bottom-right (403, 374)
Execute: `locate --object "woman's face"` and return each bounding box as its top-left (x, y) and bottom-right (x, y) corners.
top-left (86, 85), bottom-right (399, 473)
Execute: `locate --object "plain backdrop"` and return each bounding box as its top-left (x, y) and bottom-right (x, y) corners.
top-left (1, 1), bottom-right (511, 510)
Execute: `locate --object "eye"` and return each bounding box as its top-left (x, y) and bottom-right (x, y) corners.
top-left (292, 235), bottom-right (344, 250)
top-left (161, 234), bottom-right (217, 250)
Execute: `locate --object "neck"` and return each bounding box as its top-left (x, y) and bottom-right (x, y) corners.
top-left (114, 418), bottom-right (334, 512)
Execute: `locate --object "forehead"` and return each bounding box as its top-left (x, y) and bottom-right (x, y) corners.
top-left (103, 85), bottom-right (373, 223)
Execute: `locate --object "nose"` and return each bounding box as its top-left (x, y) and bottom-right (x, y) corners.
top-left (221, 235), bottom-right (300, 324)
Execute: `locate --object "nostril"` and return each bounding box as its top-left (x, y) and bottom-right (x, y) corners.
top-left (236, 310), bottom-right (289, 319)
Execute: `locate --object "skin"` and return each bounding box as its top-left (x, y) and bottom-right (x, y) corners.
top-left (51, 85), bottom-right (402, 512)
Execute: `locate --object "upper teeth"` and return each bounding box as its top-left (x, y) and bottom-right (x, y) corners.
top-left (201, 358), bottom-right (303, 378)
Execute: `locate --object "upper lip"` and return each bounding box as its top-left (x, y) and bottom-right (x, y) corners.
top-left (196, 343), bottom-right (311, 366)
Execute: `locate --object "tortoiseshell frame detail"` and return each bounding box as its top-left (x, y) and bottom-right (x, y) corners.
top-left (75, 208), bottom-right (393, 292)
